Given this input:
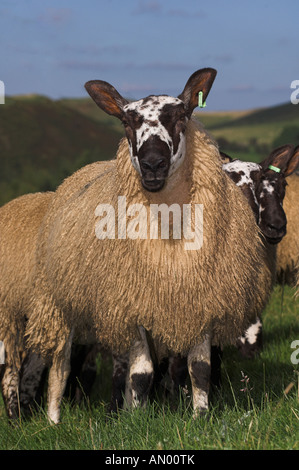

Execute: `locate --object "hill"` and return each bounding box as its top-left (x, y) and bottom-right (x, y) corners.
top-left (197, 102), bottom-right (299, 161)
top-left (61, 97), bottom-right (299, 162)
top-left (0, 96), bottom-right (298, 205)
top-left (0, 95), bottom-right (124, 205)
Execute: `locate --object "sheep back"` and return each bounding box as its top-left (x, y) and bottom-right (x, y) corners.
top-left (26, 120), bottom-right (272, 356)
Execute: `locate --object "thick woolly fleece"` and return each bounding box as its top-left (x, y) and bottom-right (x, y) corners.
top-left (0, 161), bottom-right (114, 370)
top-left (26, 120), bottom-right (273, 358)
top-left (0, 192), bottom-right (53, 369)
top-left (276, 174), bottom-right (299, 286)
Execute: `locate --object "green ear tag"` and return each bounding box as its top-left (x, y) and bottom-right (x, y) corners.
top-left (198, 91), bottom-right (206, 108)
top-left (268, 165), bottom-right (281, 173)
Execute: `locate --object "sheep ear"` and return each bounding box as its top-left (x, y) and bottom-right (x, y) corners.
top-left (261, 144), bottom-right (295, 175)
top-left (219, 151), bottom-right (233, 163)
top-left (178, 68), bottom-right (217, 118)
top-left (284, 145), bottom-right (299, 176)
top-left (85, 80), bottom-right (129, 119)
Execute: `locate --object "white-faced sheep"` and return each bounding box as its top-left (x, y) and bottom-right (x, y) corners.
top-left (25, 68), bottom-right (274, 423)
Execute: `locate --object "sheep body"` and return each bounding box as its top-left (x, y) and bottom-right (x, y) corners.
top-left (276, 174), bottom-right (299, 286)
top-left (26, 119), bottom-right (272, 360)
top-left (0, 192), bottom-right (53, 417)
top-left (0, 162), bottom-right (114, 417)
top-left (0, 192), bottom-right (53, 365)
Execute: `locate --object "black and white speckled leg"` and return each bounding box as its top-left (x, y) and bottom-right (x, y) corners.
top-left (187, 333), bottom-right (211, 417)
top-left (125, 327), bottom-right (154, 408)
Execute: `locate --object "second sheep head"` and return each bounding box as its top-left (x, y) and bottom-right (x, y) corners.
top-left (85, 68), bottom-right (217, 192)
top-left (221, 144), bottom-right (299, 244)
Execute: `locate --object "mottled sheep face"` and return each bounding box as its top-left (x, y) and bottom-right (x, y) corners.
top-left (254, 173), bottom-right (287, 244)
top-left (122, 96), bottom-right (187, 191)
top-left (221, 144), bottom-right (299, 245)
top-left (222, 158), bottom-right (287, 244)
top-left (222, 159), bottom-right (261, 223)
top-left (85, 68), bottom-right (217, 192)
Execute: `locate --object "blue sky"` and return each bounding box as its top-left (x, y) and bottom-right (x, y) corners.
top-left (0, 0), bottom-right (298, 110)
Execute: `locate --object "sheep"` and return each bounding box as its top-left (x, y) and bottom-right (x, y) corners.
top-left (0, 192), bottom-right (53, 418)
top-left (276, 172), bottom-right (299, 287)
top-left (221, 145), bottom-right (299, 358)
top-left (108, 144), bottom-right (299, 406)
top-left (0, 161), bottom-right (114, 419)
top-left (25, 68), bottom-right (274, 423)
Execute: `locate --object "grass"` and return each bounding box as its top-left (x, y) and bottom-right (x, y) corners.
top-left (0, 285), bottom-right (298, 451)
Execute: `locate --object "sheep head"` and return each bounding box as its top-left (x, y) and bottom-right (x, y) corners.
top-left (85, 68), bottom-right (217, 192)
top-left (257, 144), bottom-right (299, 243)
top-left (222, 145), bottom-right (299, 244)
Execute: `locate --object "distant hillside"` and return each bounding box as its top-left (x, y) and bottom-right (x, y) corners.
top-left (0, 96), bottom-right (298, 205)
top-left (61, 97), bottom-right (299, 161)
top-left (197, 102), bottom-right (299, 161)
top-left (0, 95), bottom-right (123, 205)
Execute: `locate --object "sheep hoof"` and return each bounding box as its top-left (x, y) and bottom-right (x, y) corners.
top-left (47, 409), bottom-right (61, 425)
top-left (192, 408), bottom-right (210, 421)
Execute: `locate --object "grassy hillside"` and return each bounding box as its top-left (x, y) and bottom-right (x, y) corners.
top-left (61, 97), bottom-right (299, 162)
top-left (0, 96), bottom-right (298, 205)
top-left (197, 102), bottom-right (299, 162)
top-left (0, 95), bottom-right (123, 205)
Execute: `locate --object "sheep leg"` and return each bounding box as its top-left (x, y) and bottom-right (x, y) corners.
top-left (47, 329), bottom-right (73, 424)
top-left (19, 351), bottom-right (46, 414)
top-left (236, 318), bottom-right (263, 358)
top-left (125, 327), bottom-right (154, 408)
top-left (109, 352), bottom-right (129, 412)
top-left (187, 333), bottom-right (211, 417)
top-left (1, 365), bottom-right (20, 419)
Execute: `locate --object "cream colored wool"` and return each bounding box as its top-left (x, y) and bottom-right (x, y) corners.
top-left (26, 120), bottom-right (273, 357)
top-left (0, 192), bottom-right (53, 368)
top-left (0, 161), bottom-right (114, 369)
top-left (276, 174), bottom-right (299, 286)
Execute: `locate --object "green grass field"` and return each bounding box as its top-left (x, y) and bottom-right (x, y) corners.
top-left (0, 285), bottom-right (298, 451)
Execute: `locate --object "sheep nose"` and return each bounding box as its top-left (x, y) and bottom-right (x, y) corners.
top-left (141, 159), bottom-right (167, 173)
top-left (264, 223), bottom-right (287, 243)
top-left (267, 222), bottom-right (286, 234)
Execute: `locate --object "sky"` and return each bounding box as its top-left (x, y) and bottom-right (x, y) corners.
top-left (0, 0), bottom-right (298, 111)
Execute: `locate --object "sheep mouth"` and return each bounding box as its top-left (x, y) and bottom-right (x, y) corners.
top-left (141, 178), bottom-right (165, 192)
top-left (265, 235), bottom-right (284, 245)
